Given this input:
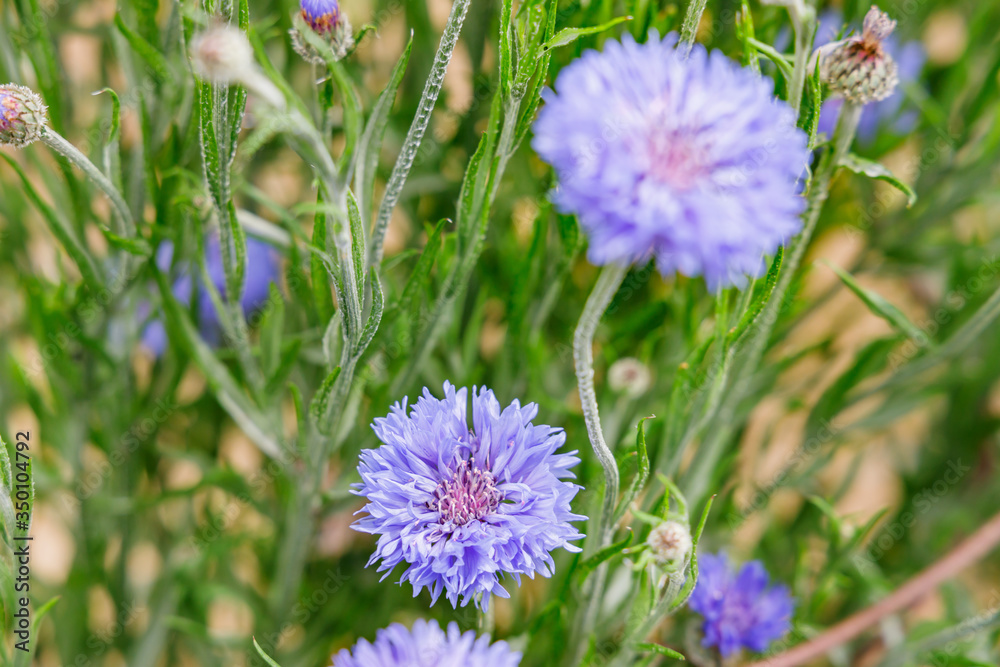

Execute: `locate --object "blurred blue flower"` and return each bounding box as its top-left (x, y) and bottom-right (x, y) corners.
top-left (353, 382), bottom-right (585, 609)
top-left (689, 552), bottom-right (794, 657)
top-left (805, 10), bottom-right (925, 143)
top-left (142, 235), bottom-right (279, 356)
top-left (532, 32), bottom-right (809, 289)
top-left (331, 619), bottom-right (521, 667)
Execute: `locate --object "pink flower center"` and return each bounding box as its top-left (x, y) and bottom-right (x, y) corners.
top-left (433, 460), bottom-right (502, 526)
top-left (647, 129), bottom-right (708, 190)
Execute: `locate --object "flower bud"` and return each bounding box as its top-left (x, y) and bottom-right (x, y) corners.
top-left (0, 84), bottom-right (47, 148)
top-left (292, 0), bottom-right (354, 64)
top-left (819, 6), bottom-right (899, 104)
top-left (608, 357), bottom-right (652, 397)
top-left (190, 25), bottom-right (255, 85)
top-left (646, 520), bottom-right (692, 567)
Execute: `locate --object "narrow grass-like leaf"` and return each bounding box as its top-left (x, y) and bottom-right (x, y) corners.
top-left (727, 246), bottom-right (783, 346)
top-left (540, 16), bottom-right (632, 53)
top-left (310, 366), bottom-right (342, 432)
top-left (827, 263), bottom-right (929, 345)
top-left (839, 153), bottom-right (918, 206)
top-left (252, 638), bottom-right (284, 667)
top-left (577, 529), bottom-right (633, 582)
top-left (0, 155), bottom-right (104, 291)
top-left (114, 13), bottom-right (171, 83)
top-left (12, 596), bottom-right (59, 667)
top-left (636, 643), bottom-right (686, 660)
top-left (355, 35), bottom-right (413, 225)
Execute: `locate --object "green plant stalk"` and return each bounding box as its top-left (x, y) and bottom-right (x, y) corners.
top-left (40, 128), bottom-right (135, 239)
top-left (366, 0), bottom-right (473, 270)
top-left (788, 11), bottom-right (816, 117)
top-left (391, 93), bottom-right (522, 395)
top-left (606, 571), bottom-right (685, 667)
top-left (682, 102), bottom-right (862, 508)
top-left (679, 0), bottom-right (708, 52)
top-left (569, 262), bottom-right (628, 667)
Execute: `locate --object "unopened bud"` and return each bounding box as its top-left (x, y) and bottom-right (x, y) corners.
top-left (190, 25), bottom-right (255, 84)
top-left (608, 357), bottom-right (652, 397)
top-left (190, 26), bottom-right (284, 109)
top-left (292, 0), bottom-right (354, 65)
top-left (647, 520), bottom-right (692, 566)
top-left (819, 6), bottom-right (899, 104)
top-left (0, 84), bottom-right (47, 148)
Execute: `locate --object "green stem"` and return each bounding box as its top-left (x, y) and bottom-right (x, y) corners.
top-left (682, 102), bottom-right (861, 508)
top-left (787, 13), bottom-right (816, 117)
top-left (40, 128), bottom-right (135, 238)
top-left (367, 0), bottom-right (473, 269)
top-left (679, 0), bottom-right (708, 50)
top-left (569, 262), bottom-right (628, 666)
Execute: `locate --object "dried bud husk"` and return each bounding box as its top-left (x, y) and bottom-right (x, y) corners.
top-left (819, 6), bottom-right (899, 104)
top-left (0, 84), bottom-right (48, 148)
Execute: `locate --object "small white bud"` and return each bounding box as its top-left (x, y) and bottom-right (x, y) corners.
top-left (646, 520), bottom-right (692, 567)
top-left (190, 26), bottom-right (285, 109)
top-left (608, 357), bottom-right (652, 397)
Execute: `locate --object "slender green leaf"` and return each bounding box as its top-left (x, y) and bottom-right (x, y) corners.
top-left (827, 262), bottom-right (929, 345)
top-left (839, 153), bottom-right (918, 207)
top-left (540, 16), bottom-right (632, 53)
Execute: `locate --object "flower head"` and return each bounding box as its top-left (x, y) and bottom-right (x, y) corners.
top-left (689, 552), bottom-right (794, 657)
top-left (141, 236), bottom-right (280, 356)
top-left (532, 32), bottom-right (809, 289)
top-left (0, 84), bottom-right (47, 148)
top-left (293, 0), bottom-right (353, 64)
top-left (331, 619), bottom-right (521, 667)
top-left (646, 520), bottom-right (692, 567)
top-left (819, 6), bottom-right (899, 104)
top-left (811, 9), bottom-right (925, 142)
top-left (353, 382), bottom-right (585, 608)
top-left (190, 25), bottom-right (255, 84)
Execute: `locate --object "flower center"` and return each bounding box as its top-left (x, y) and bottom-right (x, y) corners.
top-left (646, 130), bottom-right (708, 190)
top-left (432, 460), bottom-right (502, 526)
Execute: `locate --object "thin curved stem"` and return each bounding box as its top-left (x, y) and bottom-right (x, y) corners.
top-left (569, 262), bottom-right (627, 666)
top-left (41, 128), bottom-right (135, 238)
top-left (367, 0), bottom-right (473, 269)
top-left (574, 263), bottom-right (628, 541)
top-left (745, 508), bottom-right (1000, 667)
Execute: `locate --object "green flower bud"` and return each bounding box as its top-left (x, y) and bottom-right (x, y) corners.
top-left (819, 6), bottom-right (900, 104)
top-left (0, 84), bottom-right (47, 149)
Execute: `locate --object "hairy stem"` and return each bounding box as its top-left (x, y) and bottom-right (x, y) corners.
top-left (569, 262), bottom-right (628, 665)
top-left (41, 128), bottom-right (135, 239)
top-left (366, 0), bottom-right (473, 269)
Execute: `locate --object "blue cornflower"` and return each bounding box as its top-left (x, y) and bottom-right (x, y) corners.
top-left (813, 10), bottom-right (925, 143)
top-left (331, 619), bottom-right (521, 667)
top-left (301, 0), bottom-right (343, 35)
top-left (141, 235), bottom-right (279, 356)
top-left (353, 382), bottom-right (585, 609)
top-left (689, 552), bottom-right (794, 657)
top-left (532, 32), bottom-right (809, 289)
